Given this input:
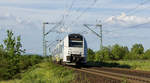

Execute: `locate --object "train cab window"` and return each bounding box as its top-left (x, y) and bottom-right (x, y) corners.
top-left (69, 42), bottom-right (83, 47)
top-left (69, 34), bottom-right (83, 47)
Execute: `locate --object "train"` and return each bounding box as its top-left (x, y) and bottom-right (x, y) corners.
top-left (51, 33), bottom-right (87, 65)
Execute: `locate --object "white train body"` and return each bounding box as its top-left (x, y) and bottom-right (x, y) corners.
top-left (52, 34), bottom-right (87, 65)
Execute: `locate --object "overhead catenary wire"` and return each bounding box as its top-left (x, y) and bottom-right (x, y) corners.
top-left (59, 0), bottom-right (99, 30)
top-left (126, 0), bottom-right (150, 16)
top-left (50, 0), bottom-right (78, 38)
top-left (62, 0), bottom-right (150, 31)
top-left (49, 0), bottom-right (150, 46)
top-left (69, 0), bottom-right (99, 26)
top-left (102, 0), bottom-right (150, 25)
top-left (75, 0), bottom-right (98, 20)
top-left (123, 21), bottom-right (150, 29)
top-left (45, 0), bottom-right (76, 51)
top-left (45, 0), bottom-right (77, 37)
top-left (98, 0), bottom-right (150, 47)
top-left (59, 0), bottom-right (77, 33)
top-left (43, 1), bottom-right (72, 58)
top-left (63, 0), bottom-right (77, 18)
top-left (48, 0), bottom-right (76, 30)
top-left (59, 0), bottom-right (100, 35)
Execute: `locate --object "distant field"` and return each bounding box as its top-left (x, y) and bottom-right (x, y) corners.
top-left (108, 60), bottom-right (150, 71)
top-left (0, 62), bottom-right (75, 83)
top-left (87, 60), bottom-right (150, 71)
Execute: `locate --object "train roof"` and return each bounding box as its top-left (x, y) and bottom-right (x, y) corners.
top-left (69, 33), bottom-right (83, 36)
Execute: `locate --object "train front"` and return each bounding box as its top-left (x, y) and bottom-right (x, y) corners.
top-left (66, 34), bottom-right (87, 65)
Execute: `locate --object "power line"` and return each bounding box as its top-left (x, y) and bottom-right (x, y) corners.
top-left (51, 0), bottom-right (76, 28)
top-left (61, 0), bottom-right (77, 23)
top-left (45, 22), bottom-right (62, 36)
top-left (55, 0), bottom-right (100, 35)
top-left (44, 0), bottom-right (75, 37)
top-left (65, 0), bottom-right (99, 28)
top-left (67, 0), bottom-right (77, 13)
top-left (84, 23), bottom-right (103, 50)
top-left (59, 0), bottom-right (77, 34)
top-left (126, 0), bottom-right (150, 16)
top-left (124, 21), bottom-right (150, 28)
top-left (75, 0), bottom-right (99, 20)
top-left (102, 0), bottom-right (150, 25)
top-left (83, 0), bottom-right (150, 48)
top-left (42, 0), bottom-right (82, 57)
top-left (50, 0), bottom-right (78, 37)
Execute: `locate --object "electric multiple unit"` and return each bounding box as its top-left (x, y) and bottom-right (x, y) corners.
top-left (51, 33), bottom-right (87, 65)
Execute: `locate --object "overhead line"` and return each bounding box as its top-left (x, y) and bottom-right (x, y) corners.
top-left (62, 0), bottom-right (77, 25)
top-left (126, 0), bottom-right (150, 16)
top-left (75, 0), bottom-right (99, 21)
top-left (67, 0), bottom-right (99, 28)
top-left (51, 0), bottom-right (78, 37)
top-left (124, 21), bottom-right (150, 28)
top-left (63, 0), bottom-right (77, 18)
top-left (45, 0), bottom-right (77, 36)
top-left (102, 0), bottom-right (150, 27)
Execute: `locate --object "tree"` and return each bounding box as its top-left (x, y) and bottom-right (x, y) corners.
top-left (111, 44), bottom-right (127, 60)
top-left (95, 46), bottom-right (112, 62)
top-left (95, 50), bottom-right (102, 62)
top-left (101, 47), bottom-right (112, 60)
top-left (0, 45), bottom-right (5, 58)
top-left (0, 30), bottom-right (25, 80)
top-left (87, 48), bottom-right (95, 62)
top-left (143, 49), bottom-right (150, 59)
top-left (131, 43), bottom-right (144, 55)
top-left (3, 30), bottom-right (25, 71)
top-left (122, 46), bottom-right (129, 55)
top-left (4, 30), bottom-right (25, 57)
top-left (0, 30), bottom-right (44, 80)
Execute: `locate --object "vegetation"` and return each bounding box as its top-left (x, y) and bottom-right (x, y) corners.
top-left (0, 30), bottom-right (43, 81)
top-left (87, 48), bottom-right (95, 61)
top-left (108, 60), bottom-right (150, 71)
top-left (0, 62), bottom-right (75, 83)
top-left (0, 30), bottom-right (79, 83)
top-left (87, 44), bottom-right (150, 71)
top-left (87, 44), bottom-right (150, 62)
top-left (1, 30), bottom-right (150, 82)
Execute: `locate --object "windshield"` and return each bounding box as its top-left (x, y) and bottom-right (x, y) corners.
top-left (69, 34), bottom-right (83, 47)
top-left (69, 42), bottom-right (83, 47)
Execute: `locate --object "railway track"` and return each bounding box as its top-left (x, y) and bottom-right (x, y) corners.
top-left (67, 66), bottom-right (150, 83)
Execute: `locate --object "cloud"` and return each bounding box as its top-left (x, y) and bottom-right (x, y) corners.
top-left (0, 12), bottom-right (38, 31)
top-left (0, 12), bottom-right (15, 20)
top-left (104, 12), bottom-right (150, 28)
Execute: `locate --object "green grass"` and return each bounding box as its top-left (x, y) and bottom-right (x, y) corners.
top-left (0, 62), bottom-right (75, 83)
top-left (87, 60), bottom-right (150, 71)
top-left (108, 60), bottom-right (150, 71)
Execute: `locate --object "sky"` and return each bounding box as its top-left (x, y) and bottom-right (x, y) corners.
top-left (0, 0), bottom-right (150, 55)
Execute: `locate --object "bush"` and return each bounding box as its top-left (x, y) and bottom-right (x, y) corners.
top-left (88, 43), bottom-right (150, 61)
top-left (87, 48), bottom-right (95, 62)
top-left (143, 49), bottom-right (150, 59)
top-left (0, 30), bottom-right (43, 80)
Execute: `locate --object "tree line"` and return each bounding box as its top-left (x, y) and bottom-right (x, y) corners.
top-left (87, 44), bottom-right (150, 62)
top-left (0, 30), bottom-right (43, 80)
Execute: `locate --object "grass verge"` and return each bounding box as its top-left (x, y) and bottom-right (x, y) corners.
top-left (111, 60), bottom-right (150, 71)
top-left (87, 60), bottom-right (150, 71)
top-left (0, 62), bottom-right (75, 83)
